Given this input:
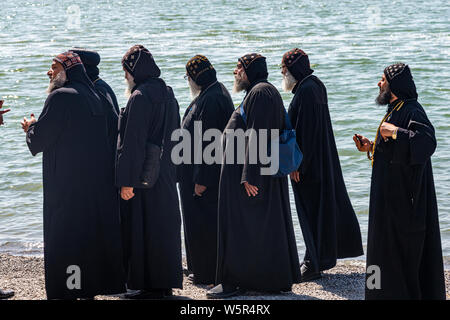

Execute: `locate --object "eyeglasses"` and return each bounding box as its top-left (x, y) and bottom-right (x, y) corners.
top-left (279, 65), bottom-right (286, 69)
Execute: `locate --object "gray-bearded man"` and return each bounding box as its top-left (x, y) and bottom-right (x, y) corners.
top-left (281, 48), bottom-right (363, 282)
top-left (116, 45), bottom-right (183, 299)
top-left (178, 55), bottom-right (234, 285)
top-left (208, 53), bottom-right (301, 299)
top-left (21, 52), bottom-right (125, 299)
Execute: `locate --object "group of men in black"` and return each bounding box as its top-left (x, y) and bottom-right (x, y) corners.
top-left (13, 44), bottom-right (445, 300)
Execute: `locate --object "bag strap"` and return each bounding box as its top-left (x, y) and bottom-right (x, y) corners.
top-left (241, 103), bottom-right (292, 132)
top-left (159, 90), bottom-right (171, 158)
top-left (239, 103), bottom-right (246, 123)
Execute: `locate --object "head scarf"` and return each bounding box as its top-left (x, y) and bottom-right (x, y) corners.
top-left (186, 55), bottom-right (217, 88)
top-left (122, 45), bottom-right (161, 84)
top-left (282, 48), bottom-right (314, 82)
top-left (238, 53), bottom-right (268, 85)
top-left (69, 48), bottom-right (101, 82)
top-left (384, 63), bottom-right (418, 100)
top-left (53, 51), bottom-right (103, 115)
top-left (53, 51), bottom-right (93, 87)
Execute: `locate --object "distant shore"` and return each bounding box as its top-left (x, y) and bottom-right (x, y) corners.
top-left (1, 253), bottom-right (448, 300)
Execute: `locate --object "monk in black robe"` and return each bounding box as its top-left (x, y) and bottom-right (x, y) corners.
top-left (282, 49), bottom-right (364, 281)
top-left (116, 45), bottom-right (183, 299)
top-left (354, 63), bottom-right (445, 300)
top-left (178, 55), bottom-right (234, 285)
top-left (208, 54), bottom-right (301, 299)
top-left (70, 48), bottom-right (119, 152)
top-left (22, 52), bottom-right (125, 299)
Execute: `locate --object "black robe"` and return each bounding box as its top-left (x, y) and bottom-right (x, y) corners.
top-left (216, 80), bottom-right (301, 291)
top-left (178, 81), bottom-right (234, 284)
top-left (288, 75), bottom-right (364, 273)
top-left (94, 78), bottom-right (120, 115)
top-left (94, 78), bottom-right (120, 154)
top-left (26, 69), bottom-right (125, 299)
top-left (116, 78), bottom-right (183, 290)
top-left (365, 99), bottom-right (445, 300)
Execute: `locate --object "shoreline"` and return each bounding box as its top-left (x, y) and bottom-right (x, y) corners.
top-left (1, 253), bottom-right (449, 300)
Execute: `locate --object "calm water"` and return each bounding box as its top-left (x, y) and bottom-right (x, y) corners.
top-left (0, 0), bottom-right (448, 267)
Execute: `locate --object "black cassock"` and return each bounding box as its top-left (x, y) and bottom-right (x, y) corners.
top-left (26, 68), bottom-right (125, 299)
top-left (94, 78), bottom-right (120, 153)
top-left (178, 81), bottom-right (234, 284)
top-left (216, 80), bottom-right (301, 291)
top-left (116, 78), bottom-right (183, 290)
top-left (365, 99), bottom-right (445, 300)
top-left (288, 75), bottom-right (363, 272)
top-left (94, 78), bottom-right (120, 116)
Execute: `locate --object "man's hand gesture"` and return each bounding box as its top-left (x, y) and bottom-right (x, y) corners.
top-left (0, 100), bottom-right (11, 126)
top-left (21, 114), bottom-right (36, 132)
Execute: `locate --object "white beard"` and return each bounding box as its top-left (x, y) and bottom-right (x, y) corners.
top-left (124, 76), bottom-right (136, 98)
top-left (233, 77), bottom-right (250, 93)
top-left (46, 70), bottom-right (67, 94)
top-left (188, 77), bottom-right (201, 100)
top-left (282, 70), bottom-right (298, 93)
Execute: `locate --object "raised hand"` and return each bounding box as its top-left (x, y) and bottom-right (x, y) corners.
top-left (0, 100), bottom-right (11, 126)
top-left (353, 134), bottom-right (372, 152)
top-left (21, 113), bottom-right (36, 132)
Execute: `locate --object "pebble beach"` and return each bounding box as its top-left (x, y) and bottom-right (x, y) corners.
top-left (1, 254), bottom-right (448, 300)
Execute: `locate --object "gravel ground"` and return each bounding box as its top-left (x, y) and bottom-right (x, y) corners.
top-left (1, 254), bottom-right (448, 300)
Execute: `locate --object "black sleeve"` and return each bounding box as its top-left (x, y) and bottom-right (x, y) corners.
top-left (26, 91), bottom-right (69, 156)
top-left (392, 108), bottom-right (436, 165)
top-left (293, 87), bottom-right (319, 176)
top-left (115, 93), bottom-right (151, 187)
top-left (193, 95), bottom-right (222, 187)
top-left (240, 90), bottom-right (274, 187)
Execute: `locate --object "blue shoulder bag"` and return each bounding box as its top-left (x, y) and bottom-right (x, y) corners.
top-left (239, 105), bottom-right (303, 177)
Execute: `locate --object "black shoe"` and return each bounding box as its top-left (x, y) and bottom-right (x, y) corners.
top-left (164, 289), bottom-right (173, 297)
top-left (187, 274), bottom-right (195, 283)
top-left (206, 284), bottom-right (243, 299)
top-left (0, 289), bottom-right (14, 299)
top-left (183, 268), bottom-right (192, 276)
top-left (300, 261), bottom-right (322, 282)
top-left (125, 289), bottom-right (171, 300)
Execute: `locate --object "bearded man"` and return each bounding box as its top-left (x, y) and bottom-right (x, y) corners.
top-left (354, 63), bottom-right (445, 300)
top-left (116, 45), bottom-right (182, 299)
top-left (282, 48), bottom-right (363, 282)
top-left (21, 52), bottom-right (125, 299)
top-left (178, 55), bottom-right (234, 285)
top-left (207, 53), bottom-right (301, 299)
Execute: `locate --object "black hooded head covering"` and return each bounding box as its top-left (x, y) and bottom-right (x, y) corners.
top-left (54, 51), bottom-right (93, 87)
top-left (282, 48), bottom-right (314, 82)
top-left (238, 53), bottom-right (268, 85)
top-left (122, 45), bottom-right (161, 84)
top-left (53, 51), bottom-right (103, 115)
top-left (69, 48), bottom-right (101, 82)
top-left (186, 55), bottom-right (217, 88)
top-left (384, 63), bottom-right (418, 101)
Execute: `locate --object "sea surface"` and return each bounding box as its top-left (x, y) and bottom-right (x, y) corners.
top-left (0, 0), bottom-right (448, 267)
